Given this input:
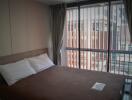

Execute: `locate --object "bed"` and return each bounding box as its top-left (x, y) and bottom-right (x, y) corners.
top-left (0, 48), bottom-right (125, 100)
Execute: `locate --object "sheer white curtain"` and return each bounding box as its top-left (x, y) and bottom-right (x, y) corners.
top-left (123, 0), bottom-right (132, 43)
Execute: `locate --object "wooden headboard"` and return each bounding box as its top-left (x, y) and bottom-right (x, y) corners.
top-left (0, 48), bottom-right (48, 65)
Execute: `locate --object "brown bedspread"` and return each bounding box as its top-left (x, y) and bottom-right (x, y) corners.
top-left (0, 66), bottom-right (125, 100)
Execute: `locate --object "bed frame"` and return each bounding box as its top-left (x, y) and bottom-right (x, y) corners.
top-left (0, 48), bottom-right (48, 65)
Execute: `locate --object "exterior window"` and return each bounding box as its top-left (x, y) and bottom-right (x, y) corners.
top-left (62, 1), bottom-right (132, 76)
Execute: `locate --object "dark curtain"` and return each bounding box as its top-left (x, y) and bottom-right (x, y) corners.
top-left (123, 0), bottom-right (132, 43)
top-left (51, 4), bottom-right (66, 65)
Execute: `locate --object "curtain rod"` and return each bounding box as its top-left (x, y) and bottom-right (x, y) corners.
top-left (50, 0), bottom-right (121, 8)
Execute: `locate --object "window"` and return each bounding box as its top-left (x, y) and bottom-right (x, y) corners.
top-left (62, 1), bottom-right (132, 76)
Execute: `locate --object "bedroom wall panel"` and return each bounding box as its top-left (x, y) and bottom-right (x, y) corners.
top-left (10, 0), bottom-right (29, 54)
top-left (26, 1), bottom-right (50, 51)
top-left (0, 0), bottom-right (51, 56)
top-left (0, 0), bottom-right (12, 56)
top-left (10, 0), bottom-right (51, 54)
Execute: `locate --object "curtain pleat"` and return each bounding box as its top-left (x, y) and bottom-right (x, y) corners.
top-left (51, 4), bottom-right (66, 65)
top-left (123, 0), bottom-right (132, 43)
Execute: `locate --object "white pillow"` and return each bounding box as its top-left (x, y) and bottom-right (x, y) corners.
top-left (0, 60), bottom-right (36, 86)
top-left (27, 54), bottom-right (54, 72)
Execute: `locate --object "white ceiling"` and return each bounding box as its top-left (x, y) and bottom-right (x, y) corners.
top-left (36, 0), bottom-right (85, 5)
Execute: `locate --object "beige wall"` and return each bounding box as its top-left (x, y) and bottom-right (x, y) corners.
top-left (0, 0), bottom-right (51, 57)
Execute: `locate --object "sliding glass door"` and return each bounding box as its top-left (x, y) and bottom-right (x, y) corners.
top-left (79, 3), bottom-right (108, 71)
top-left (61, 1), bottom-right (132, 76)
top-left (109, 1), bottom-right (132, 75)
top-left (61, 7), bottom-right (79, 68)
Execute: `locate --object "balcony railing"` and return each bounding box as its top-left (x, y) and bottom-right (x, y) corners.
top-left (62, 47), bottom-right (132, 76)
